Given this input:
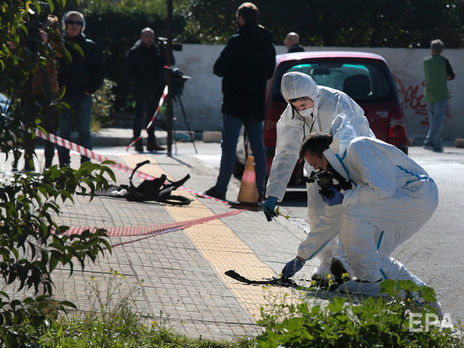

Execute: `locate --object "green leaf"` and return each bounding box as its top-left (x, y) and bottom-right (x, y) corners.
top-left (328, 297), bottom-right (346, 313)
top-left (45, 0), bottom-right (54, 13)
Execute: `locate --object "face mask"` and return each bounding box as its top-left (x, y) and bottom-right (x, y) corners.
top-left (298, 107), bottom-right (314, 117)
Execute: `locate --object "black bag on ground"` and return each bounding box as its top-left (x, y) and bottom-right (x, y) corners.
top-left (99, 160), bottom-right (191, 206)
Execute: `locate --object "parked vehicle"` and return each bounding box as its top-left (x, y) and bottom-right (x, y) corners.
top-left (235, 51), bottom-right (408, 183)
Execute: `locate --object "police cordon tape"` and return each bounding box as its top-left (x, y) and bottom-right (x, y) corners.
top-left (35, 126), bottom-right (154, 181)
top-left (125, 84), bottom-right (168, 151)
top-left (67, 209), bottom-right (246, 249)
top-left (65, 209), bottom-right (244, 236)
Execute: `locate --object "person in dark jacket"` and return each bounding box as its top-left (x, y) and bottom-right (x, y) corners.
top-left (285, 32), bottom-right (305, 53)
top-left (126, 27), bottom-right (167, 152)
top-left (203, 2), bottom-right (276, 201)
top-left (57, 11), bottom-right (104, 167)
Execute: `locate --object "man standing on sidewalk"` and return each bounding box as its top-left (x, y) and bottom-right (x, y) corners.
top-left (204, 2), bottom-right (276, 201)
top-left (423, 39), bottom-right (455, 153)
top-left (57, 11), bottom-right (104, 167)
top-left (126, 27), bottom-right (167, 152)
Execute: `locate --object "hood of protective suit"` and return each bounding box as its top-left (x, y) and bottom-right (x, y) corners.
top-left (323, 113), bottom-right (358, 180)
top-left (281, 72), bottom-right (318, 103)
top-left (281, 72), bottom-right (319, 119)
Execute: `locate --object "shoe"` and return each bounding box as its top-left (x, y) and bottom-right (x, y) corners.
top-left (147, 142), bottom-right (165, 152)
top-left (337, 279), bottom-right (382, 296)
top-left (135, 141), bottom-right (144, 152)
top-left (330, 258), bottom-right (351, 284)
top-left (311, 262), bottom-right (338, 290)
top-left (204, 186), bottom-right (226, 200)
top-left (422, 144), bottom-right (434, 151)
top-left (433, 146), bottom-right (444, 153)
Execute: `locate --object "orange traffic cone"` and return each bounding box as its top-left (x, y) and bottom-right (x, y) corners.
top-left (237, 155), bottom-right (259, 203)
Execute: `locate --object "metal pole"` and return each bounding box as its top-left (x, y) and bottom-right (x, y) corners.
top-left (166, 0), bottom-right (174, 156)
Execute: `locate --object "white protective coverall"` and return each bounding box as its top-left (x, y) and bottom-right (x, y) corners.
top-left (266, 72), bottom-right (375, 272)
top-left (299, 114), bottom-right (438, 287)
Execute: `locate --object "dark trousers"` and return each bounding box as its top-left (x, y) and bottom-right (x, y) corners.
top-left (44, 112), bottom-right (58, 168)
top-left (133, 83), bottom-right (164, 143)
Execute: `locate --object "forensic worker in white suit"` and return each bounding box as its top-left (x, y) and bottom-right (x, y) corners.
top-left (282, 114), bottom-right (438, 298)
top-left (263, 71), bottom-right (374, 280)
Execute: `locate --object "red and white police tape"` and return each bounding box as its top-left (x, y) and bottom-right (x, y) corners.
top-left (35, 128), bottom-right (155, 181)
top-left (66, 209), bottom-right (244, 237)
top-left (125, 85), bottom-right (168, 151)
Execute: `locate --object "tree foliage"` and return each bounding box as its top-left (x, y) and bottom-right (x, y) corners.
top-left (185, 0), bottom-right (464, 47)
top-left (0, 0), bottom-right (115, 345)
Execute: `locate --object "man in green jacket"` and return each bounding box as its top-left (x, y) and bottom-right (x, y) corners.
top-left (423, 39), bottom-right (455, 153)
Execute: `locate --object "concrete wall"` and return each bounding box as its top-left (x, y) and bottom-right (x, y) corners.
top-left (174, 44), bottom-right (464, 140)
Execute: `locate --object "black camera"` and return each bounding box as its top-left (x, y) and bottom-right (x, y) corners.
top-left (157, 37), bottom-right (182, 51)
top-left (304, 168), bottom-right (352, 199)
top-left (28, 1), bottom-right (50, 31)
top-left (167, 67), bottom-right (190, 97)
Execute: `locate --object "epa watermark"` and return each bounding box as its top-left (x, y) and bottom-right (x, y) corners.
top-left (409, 312), bottom-right (454, 332)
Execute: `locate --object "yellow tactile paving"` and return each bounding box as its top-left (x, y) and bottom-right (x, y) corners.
top-left (119, 155), bottom-right (295, 318)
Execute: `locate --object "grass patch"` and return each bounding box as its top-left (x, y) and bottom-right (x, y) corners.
top-left (37, 307), bottom-right (250, 347)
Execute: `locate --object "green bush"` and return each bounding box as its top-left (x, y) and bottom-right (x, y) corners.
top-left (1, 3), bottom-right (117, 344)
top-left (256, 280), bottom-right (462, 348)
top-left (91, 78), bottom-right (116, 131)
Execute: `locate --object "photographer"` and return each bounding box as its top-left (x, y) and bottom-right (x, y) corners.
top-left (8, 6), bottom-right (62, 171)
top-left (283, 114), bottom-right (438, 297)
top-left (32, 15), bottom-right (62, 169)
top-left (126, 27), bottom-right (172, 152)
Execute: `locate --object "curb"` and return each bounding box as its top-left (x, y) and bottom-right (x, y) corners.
top-left (202, 131), bottom-right (222, 143)
top-left (455, 138), bottom-right (464, 148)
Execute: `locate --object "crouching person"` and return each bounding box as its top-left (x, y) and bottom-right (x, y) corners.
top-left (282, 114), bottom-right (438, 299)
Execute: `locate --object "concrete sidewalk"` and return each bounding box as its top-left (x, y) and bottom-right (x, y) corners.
top-left (0, 140), bottom-right (322, 342)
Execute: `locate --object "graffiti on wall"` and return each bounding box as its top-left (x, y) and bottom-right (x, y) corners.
top-left (393, 74), bottom-right (452, 126)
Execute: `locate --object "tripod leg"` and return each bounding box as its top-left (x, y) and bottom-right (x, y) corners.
top-left (177, 96), bottom-right (198, 154)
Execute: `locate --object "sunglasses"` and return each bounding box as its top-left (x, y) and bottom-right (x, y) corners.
top-left (66, 20), bottom-right (83, 26)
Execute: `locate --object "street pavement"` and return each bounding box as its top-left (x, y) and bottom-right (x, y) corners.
top-left (0, 128), bottom-right (319, 341)
top-left (2, 128), bottom-right (463, 340)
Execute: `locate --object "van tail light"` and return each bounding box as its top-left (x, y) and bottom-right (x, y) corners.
top-left (387, 105), bottom-right (407, 143)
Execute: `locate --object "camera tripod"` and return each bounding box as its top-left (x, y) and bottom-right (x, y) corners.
top-left (172, 92), bottom-right (197, 154)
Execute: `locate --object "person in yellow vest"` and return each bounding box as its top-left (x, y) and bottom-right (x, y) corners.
top-left (423, 39), bottom-right (455, 153)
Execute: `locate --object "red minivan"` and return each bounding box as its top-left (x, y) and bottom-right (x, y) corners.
top-left (235, 51), bottom-right (408, 182)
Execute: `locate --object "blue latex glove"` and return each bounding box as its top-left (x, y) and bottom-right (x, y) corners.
top-left (322, 187), bottom-right (344, 206)
top-left (282, 257), bottom-right (305, 279)
top-left (263, 196), bottom-right (278, 222)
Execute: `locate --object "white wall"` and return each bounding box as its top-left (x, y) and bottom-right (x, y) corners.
top-left (174, 44), bottom-right (464, 140)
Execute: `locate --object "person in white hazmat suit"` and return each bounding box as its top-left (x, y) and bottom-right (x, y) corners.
top-left (263, 71), bottom-right (375, 281)
top-left (282, 114), bottom-right (438, 298)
